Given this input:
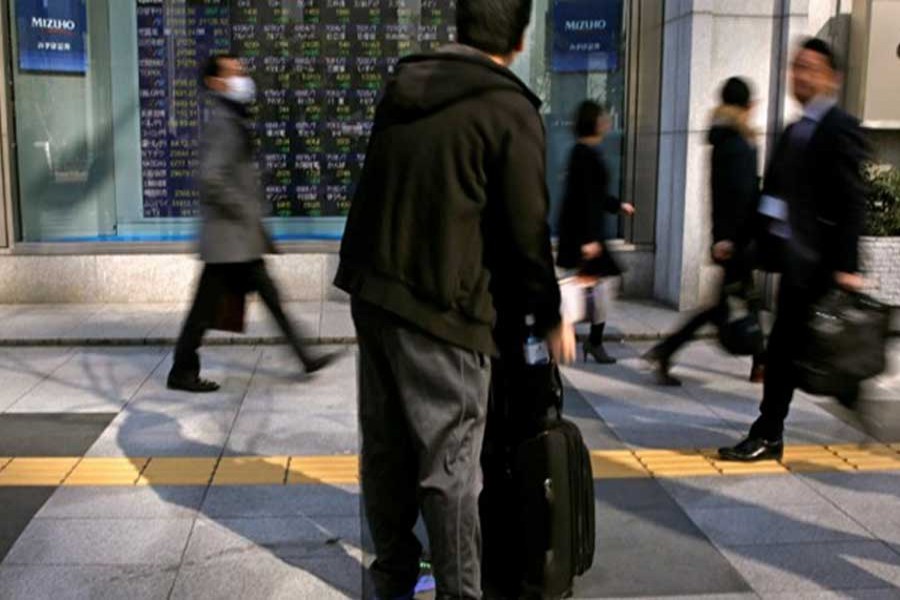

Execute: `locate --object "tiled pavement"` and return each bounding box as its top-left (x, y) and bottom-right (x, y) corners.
top-left (0, 300), bottom-right (702, 346)
top-left (0, 309), bottom-right (899, 598)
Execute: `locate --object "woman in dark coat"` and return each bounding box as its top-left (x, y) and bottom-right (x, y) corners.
top-left (645, 77), bottom-right (765, 385)
top-left (557, 101), bottom-right (635, 364)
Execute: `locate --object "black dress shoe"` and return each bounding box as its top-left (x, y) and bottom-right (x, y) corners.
top-left (718, 437), bottom-right (784, 462)
top-left (642, 348), bottom-right (681, 386)
top-left (167, 375), bottom-right (220, 393)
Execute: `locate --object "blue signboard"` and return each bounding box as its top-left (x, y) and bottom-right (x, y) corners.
top-left (17, 0), bottom-right (88, 74)
top-left (552, 0), bottom-right (623, 73)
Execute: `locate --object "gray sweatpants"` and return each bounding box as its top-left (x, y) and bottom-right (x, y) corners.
top-left (352, 299), bottom-right (491, 600)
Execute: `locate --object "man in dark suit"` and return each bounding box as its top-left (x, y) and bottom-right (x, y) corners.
top-left (719, 38), bottom-right (869, 461)
top-left (168, 54), bottom-right (333, 392)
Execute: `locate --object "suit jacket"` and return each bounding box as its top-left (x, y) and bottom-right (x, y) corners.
top-left (197, 95), bottom-right (275, 264)
top-left (760, 105), bottom-right (868, 292)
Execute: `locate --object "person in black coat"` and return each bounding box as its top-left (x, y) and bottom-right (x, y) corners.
top-left (556, 101), bottom-right (635, 364)
top-left (644, 77), bottom-right (765, 385)
top-left (720, 38), bottom-right (869, 462)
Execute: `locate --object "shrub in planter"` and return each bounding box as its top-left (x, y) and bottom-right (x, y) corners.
top-left (862, 165), bottom-right (900, 307)
top-left (865, 165), bottom-right (900, 237)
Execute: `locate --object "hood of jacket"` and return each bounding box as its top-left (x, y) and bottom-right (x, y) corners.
top-left (708, 104), bottom-right (756, 146)
top-left (375, 44), bottom-right (541, 126)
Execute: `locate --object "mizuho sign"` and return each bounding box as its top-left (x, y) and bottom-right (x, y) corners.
top-left (564, 20), bottom-right (609, 32)
top-left (30, 17), bottom-right (78, 31)
top-left (16, 0), bottom-right (87, 74)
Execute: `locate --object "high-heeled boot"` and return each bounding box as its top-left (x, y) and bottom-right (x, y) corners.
top-left (584, 323), bottom-right (616, 364)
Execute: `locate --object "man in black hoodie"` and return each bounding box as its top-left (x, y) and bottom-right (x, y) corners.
top-left (335, 1), bottom-right (573, 597)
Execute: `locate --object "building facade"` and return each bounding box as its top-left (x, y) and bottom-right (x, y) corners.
top-left (0, 0), bottom-right (897, 308)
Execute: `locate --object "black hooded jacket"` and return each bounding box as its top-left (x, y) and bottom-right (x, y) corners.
top-left (708, 106), bottom-right (760, 252)
top-left (334, 45), bottom-right (561, 355)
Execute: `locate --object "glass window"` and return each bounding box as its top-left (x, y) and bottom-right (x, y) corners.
top-left (535, 0), bottom-right (628, 239)
top-left (8, 0), bottom-right (456, 243)
top-left (7, 0), bottom-right (627, 245)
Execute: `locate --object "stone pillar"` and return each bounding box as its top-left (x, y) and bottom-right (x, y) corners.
top-left (654, 0), bottom-right (809, 309)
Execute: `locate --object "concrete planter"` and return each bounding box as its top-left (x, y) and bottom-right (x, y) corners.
top-left (861, 236), bottom-right (900, 306)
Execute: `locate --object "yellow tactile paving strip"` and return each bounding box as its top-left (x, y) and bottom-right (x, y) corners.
top-left (0, 444), bottom-right (897, 487)
top-left (0, 458), bottom-right (81, 486)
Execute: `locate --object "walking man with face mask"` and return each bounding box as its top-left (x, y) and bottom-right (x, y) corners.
top-left (167, 54), bottom-right (334, 392)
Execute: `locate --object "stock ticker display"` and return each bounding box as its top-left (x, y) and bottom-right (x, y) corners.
top-left (138, 0), bottom-right (456, 218)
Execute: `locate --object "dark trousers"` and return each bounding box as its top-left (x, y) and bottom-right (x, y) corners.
top-left (171, 260), bottom-right (312, 378)
top-left (659, 263), bottom-right (764, 362)
top-left (353, 299), bottom-right (490, 600)
top-left (749, 284), bottom-right (813, 440)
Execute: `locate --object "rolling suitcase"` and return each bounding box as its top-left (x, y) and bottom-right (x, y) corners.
top-left (481, 361), bottom-right (595, 599)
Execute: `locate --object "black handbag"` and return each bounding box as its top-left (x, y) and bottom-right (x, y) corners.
top-left (718, 282), bottom-right (765, 356)
top-left (795, 290), bottom-right (891, 396)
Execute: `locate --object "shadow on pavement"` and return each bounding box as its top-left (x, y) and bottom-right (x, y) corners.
top-left (565, 350), bottom-right (900, 598)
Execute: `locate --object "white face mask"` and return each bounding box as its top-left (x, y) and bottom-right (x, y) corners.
top-left (222, 76), bottom-right (256, 105)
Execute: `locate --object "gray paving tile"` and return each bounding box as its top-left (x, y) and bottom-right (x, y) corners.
top-left (155, 305), bottom-right (322, 344)
top-left (0, 305), bottom-right (41, 323)
top-left (0, 348), bottom-right (74, 412)
top-left (232, 405), bottom-right (357, 441)
top-left (87, 349), bottom-right (255, 456)
top-left (760, 590), bottom-right (900, 599)
top-left (613, 424), bottom-right (742, 450)
top-left (591, 595), bottom-right (759, 600)
top-left (66, 305), bottom-right (174, 342)
top-left (245, 348), bottom-right (357, 412)
top-left (564, 360), bottom-right (694, 396)
top-left (0, 488), bottom-right (56, 563)
top-left (700, 393), bottom-right (838, 428)
top-left (592, 398), bottom-right (729, 430)
top-left (0, 565), bottom-right (176, 600)
top-left (7, 348), bottom-right (166, 413)
top-left (782, 421), bottom-right (879, 446)
top-left (575, 504), bottom-right (752, 598)
top-left (615, 302), bottom-right (684, 334)
top-left (685, 503), bottom-right (874, 546)
top-left (170, 551), bottom-right (361, 600)
top-left (202, 485), bottom-right (360, 519)
top-left (144, 311), bottom-right (182, 341)
top-left (322, 300), bottom-right (351, 313)
top-left (802, 472), bottom-right (900, 510)
top-left (0, 413), bottom-right (117, 456)
top-left (3, 518), bottom-right (194, 566)
top-left (183, 516), bottom-right (360, 564)
top-left (37, 487), bottom-right (205, 520)
top-left (828, 504), bottom-right (900, 549)
top-left (87, 431), bottom-right (229, 458)
top-left (719, 541), bottom-right (900, 593)
top-left (563, 398), bottom-right (628, 451)
top-left (225, 428), bottom-right (359, 456)
top-left (596, 479), bottom-right (682, 511)
top-left (94, 397), bottom-right (243, 446)
top-left (238, 302), bottom-right (321, 341)
top-left (850, 399), bottom-right (900, 443)
top-left (0, 306), bottom-right (102, 340)
top-left (659, 475), bottom-right (833, 510)
top-left (320, 309), bottom-right (356, 340)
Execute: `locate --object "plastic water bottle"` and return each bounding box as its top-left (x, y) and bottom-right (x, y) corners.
top-left (524, 314), bottom-right (550, 365)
